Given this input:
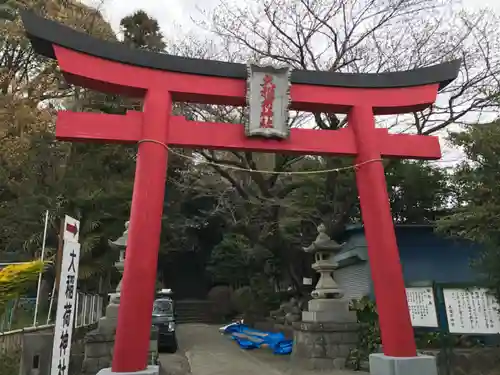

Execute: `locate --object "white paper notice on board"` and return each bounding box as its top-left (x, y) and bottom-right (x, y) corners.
top-left (443, 287), bottom-right (500, 334)
top-left (405, 287), bottom-right (439, 327)
top-left (51, 241), bottom-right (80, 375)
top-left (63, 215), bottom-right (80, 243)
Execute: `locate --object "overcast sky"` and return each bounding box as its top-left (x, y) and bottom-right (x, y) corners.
top-left (83, 0), bottom-right (500, 36)
top-left (83, 0), bottom-right (219, 35)
top-left (81, 0), bottom-right (499, 167)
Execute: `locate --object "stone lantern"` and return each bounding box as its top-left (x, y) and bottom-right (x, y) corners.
top-left (303, 223), bottom-right (344, 300)
top-left (107, 221), bottom-right (128, 305)
top-left (291, 224), bottom-right (359, 371)
top-left (89, 221), bottom-right (128, 333)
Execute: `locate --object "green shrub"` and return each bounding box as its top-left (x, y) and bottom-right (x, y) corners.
top-left (249, 275), bottom-right (280, 313)
top-left (231, 277), bottom-right (281, 324)
top-left (231, 286), bottom-right (253, 315)
top-left (346, 296), bottom-right (485, 370)
top-left (415, 331), bottom-right (483, 349)
top-left (0, 348), bottom-right (21, 375)
top-left (347, 296), bottom-right (381, 370)
top-left (207, 285), bottom-right (234, 320)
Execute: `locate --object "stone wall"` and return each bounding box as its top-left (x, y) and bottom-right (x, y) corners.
top-left (69, 324), bottom-right (98, 375)
top-left (420, 348), bottom-right (500, 375)
top-left (80, 331), bottom-right (115, 375)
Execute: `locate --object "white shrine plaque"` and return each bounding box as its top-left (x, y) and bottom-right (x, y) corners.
top-left (246, 63), bottom-right (291, 139)
top-left (405, 287), bottom-right (439, 327)
top-left (51, 241), bottom-right (80, 375)
top-left (443, 287), bottom-right (500, 334)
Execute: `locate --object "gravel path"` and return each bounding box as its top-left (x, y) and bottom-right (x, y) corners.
top-left (159, 323), bottom-right (361, 375)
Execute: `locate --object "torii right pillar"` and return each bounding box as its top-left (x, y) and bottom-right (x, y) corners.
top-left (350, 105), bottom-right (439, 375)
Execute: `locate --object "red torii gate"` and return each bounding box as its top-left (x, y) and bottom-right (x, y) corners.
top-left (21, 11), bottom-right (460, 374)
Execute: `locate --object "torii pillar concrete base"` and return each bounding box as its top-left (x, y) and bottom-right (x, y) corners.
top-left (96, 365), bottom-right (159, 375)
top-left (369, 353), bottom-right (438, 375)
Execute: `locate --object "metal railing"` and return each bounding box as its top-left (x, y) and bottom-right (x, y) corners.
top-left (0, 293), bottom-right (104, 334)
top-left (75, 293), bottom-right (104, 328)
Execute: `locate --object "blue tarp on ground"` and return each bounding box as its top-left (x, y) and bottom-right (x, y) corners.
top-left (222, 323), bottom-right (293, 355)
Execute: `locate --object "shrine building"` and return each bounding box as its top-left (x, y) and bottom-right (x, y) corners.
top-left (333, 223), bottom-right (483, 301)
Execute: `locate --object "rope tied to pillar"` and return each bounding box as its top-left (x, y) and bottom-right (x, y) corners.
top-left (137, 139), bottom-right (382, 175)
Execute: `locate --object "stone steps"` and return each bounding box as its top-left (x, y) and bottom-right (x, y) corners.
top-left (175, 300), bottom-right (216, 324)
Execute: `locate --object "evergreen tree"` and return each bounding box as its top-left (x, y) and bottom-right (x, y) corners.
top-left (120, 10), bottom-right (166, 52)
top-left (437, 117), bottom-right (500, 301)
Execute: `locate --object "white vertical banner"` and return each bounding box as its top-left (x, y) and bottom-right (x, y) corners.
top-left (51, 241), bottom-right (80, 375)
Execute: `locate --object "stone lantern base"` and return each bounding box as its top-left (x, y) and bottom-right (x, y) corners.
top-left (292, 321), bottom-right (359, 370)
top-left (301, 298), bottom-right (357, 323)
top-left (291, 297), bottom-right (359, 370)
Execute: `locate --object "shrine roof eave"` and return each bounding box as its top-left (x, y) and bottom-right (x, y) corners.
top-left (21, 11), bottom-right (461, 91)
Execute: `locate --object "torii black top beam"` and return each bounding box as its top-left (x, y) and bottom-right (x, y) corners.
top-left (21, 11), bottom-right (460, 90)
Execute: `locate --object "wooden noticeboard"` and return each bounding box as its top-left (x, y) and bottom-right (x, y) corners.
top-left (405, 287), bottom-right (439, 328)
top-left (443, 287), bottom-right (500, 334)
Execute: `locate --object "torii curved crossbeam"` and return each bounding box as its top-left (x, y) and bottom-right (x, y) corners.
top-left (20, 10), bottom-right (461, 374)
top-left (22, 11), bottom-right (460, 91)
top-left (21, 11), bottom-right (460, 115)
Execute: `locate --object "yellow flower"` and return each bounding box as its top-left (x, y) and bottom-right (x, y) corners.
top-left (0, 260), bottom-right (45, 309)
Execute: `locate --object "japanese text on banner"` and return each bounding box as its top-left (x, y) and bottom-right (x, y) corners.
top-left (51, 242), bottom-right (80, 375)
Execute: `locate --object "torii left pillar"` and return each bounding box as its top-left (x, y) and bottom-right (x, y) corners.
top-left (112, 88), bottom-right (172, 372)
